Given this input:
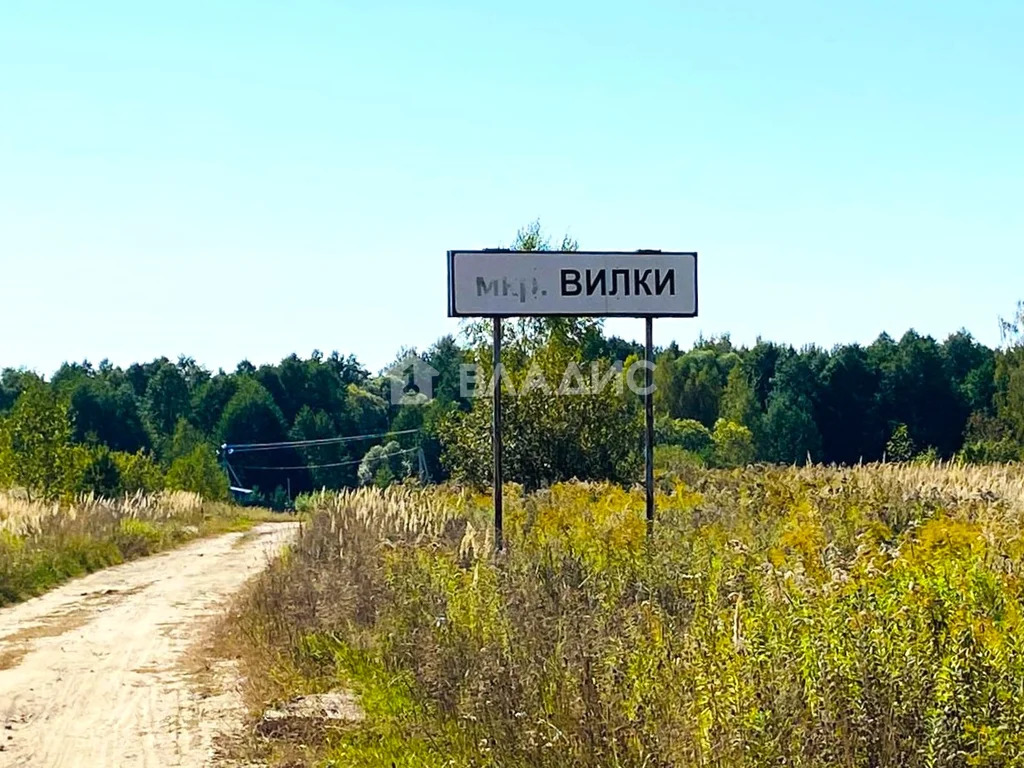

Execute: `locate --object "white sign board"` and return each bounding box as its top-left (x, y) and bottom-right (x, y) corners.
top-left (447, 250), bottom-right (697, 317)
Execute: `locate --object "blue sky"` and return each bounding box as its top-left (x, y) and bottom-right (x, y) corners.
top-left (2, 0), bottom-right (1021, 376)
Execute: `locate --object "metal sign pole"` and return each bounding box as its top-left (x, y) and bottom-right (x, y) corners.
top-left (645, 317), bottom-right (655, 537)
top-left (493, 316), bottom-right (504, 552)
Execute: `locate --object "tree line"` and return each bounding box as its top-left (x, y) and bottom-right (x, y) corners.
top-left (1, 226), bottom-right (1020, 502)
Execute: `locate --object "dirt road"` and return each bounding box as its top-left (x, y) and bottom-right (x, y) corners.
top-left (0, 523), bottom-right (297, 768)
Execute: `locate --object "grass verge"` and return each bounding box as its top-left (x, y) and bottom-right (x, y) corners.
top-left (0, 491), bottom-right (295, 607)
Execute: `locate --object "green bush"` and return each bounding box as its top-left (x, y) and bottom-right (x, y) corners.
top-left (358, 441), bottom-right (410, 487)
top-left (113, 450), bottom-right (164, 493)
top-left (711, 418), bottom-right (756, 467)
top-left (656, 417), bottom-right (714, 462)
top-left (69, 445), bottom-right (123, 497)
top-left (113, 518), bottom-right (166, 558)
top-left (165, 445), bottom-right (229, 500)
top-left (958, 439), bottom-right (1022, 464)
top-left (654, 444), bottom-right (706, 473)
top-left (886, 423), bottom-right (915, 462)
top-left (437, 358), bottom-right (642, 490)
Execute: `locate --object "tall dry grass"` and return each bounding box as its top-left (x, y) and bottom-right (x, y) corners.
top-left (235, 464), bottom-right (1024, 768)
top-left (0, 490), bottom-right (208, 535)
top-left (0, 490), bottom-right (255, 605)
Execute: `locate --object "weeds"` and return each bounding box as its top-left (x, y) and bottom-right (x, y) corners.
top-left (0, 490), bottom-right (284, 606)
top-left (233, 465), bottom-right (1024, 767)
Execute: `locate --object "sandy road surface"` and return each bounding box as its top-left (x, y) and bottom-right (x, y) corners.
top-left (0, 522), bottom-right (297, 768)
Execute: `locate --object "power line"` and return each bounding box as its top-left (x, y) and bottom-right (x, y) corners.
top-left (235, 447), bottom-right (419, 472)
top-left (222, 428), bottom-right (419, 454)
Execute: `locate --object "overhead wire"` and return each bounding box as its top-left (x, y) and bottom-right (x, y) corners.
top-left (235, 447), bottom-right (419, 472)
top-left (223, 427), bottom-right (423, 484)
top-left (222, 428), bottom-right (420, 454)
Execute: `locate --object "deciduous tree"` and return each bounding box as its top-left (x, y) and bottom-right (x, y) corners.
top-left (0, 381), bottom-right (74, 500)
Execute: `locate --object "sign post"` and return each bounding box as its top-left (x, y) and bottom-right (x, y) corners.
top-left (645, 317), bottom-right (655, 537)
top-left (448, 249), bottom-right (697, 551)
top-left (492, 316), bottom-right (504, 553)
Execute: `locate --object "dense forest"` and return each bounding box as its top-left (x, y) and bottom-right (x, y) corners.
top-left (1, 227), bottom-right (1021, 505)
top-left (1, 309), bottom-right (1021, 506)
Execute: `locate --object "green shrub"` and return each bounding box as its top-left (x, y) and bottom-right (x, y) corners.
top-left (358, 441), bottom-right (410, 487)
top-left (711, 418), bottom-right (756, 467)
top-left (437, 359), bottom-right (642, 489)
top-left (654, 444), bottom-right (706, 473)
top-left (69, 445), bottom-right (123, 497)
top-left (112, 450), bottom-right (164, 493)
top-left (113, 518), bottom-right (165, 558)
top-left (886, 423), bottom-right (915, 462)
top-left (656, 417), bottom-right (714, 461)
top-left (165, 446), bottom-right (229, 500)
top-left (958, 439), bottom-right (1022, 464)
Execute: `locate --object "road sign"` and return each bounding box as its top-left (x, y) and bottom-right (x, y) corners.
top-left (448, 247), bottom-right (698, 551)
top-left (447, 250), bottom-right (697, 318)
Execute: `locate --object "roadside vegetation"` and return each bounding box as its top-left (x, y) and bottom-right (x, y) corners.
top-left (0, 490), bottom-right (281, 606)
top-left (229, 465), bottom-right (1024, 768)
